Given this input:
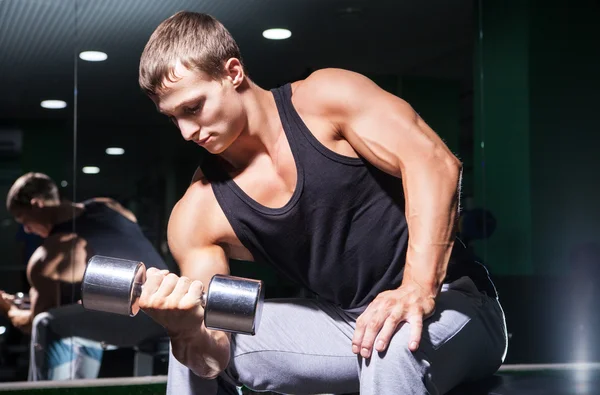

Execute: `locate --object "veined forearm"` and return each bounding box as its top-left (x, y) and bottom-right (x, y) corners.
top-left (402, 157), bottom-right (462, 296)
top-left (171, 326), bottom-right (231, 379)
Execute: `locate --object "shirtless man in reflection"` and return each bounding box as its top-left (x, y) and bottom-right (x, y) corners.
top-left (1, 172), bottom-right (168, 380)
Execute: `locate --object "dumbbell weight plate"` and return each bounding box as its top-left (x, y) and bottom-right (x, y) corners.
top-left (204, 274), bottom-right (264, 335)
top-left (82, 256), bottom-right (145, 316)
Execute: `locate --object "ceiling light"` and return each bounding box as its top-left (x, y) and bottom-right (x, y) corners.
top-left (82, 166), bottom-right (100, 174)
top-left (79, 51), bottom-right (108, 62)
top-left (41, 100), bottom-right (67, 109)
top-left (105, 147), bottom-right (125, 155)
top-left (262, 28), bottom-right (292, 40)
top-left (60, 180), bottom-right (68, 187)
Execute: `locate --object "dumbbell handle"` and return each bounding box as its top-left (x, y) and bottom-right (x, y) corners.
top-left (131, 282), bottom-right (208, 308)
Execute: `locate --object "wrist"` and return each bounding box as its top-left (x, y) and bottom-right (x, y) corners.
top-left (401, 271), bottom-right (442, 298)
top-left (170, 325), bottom-right (230, 379)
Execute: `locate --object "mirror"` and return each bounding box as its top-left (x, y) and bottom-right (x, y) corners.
top-left (0, 0), bottom-right (76, 382)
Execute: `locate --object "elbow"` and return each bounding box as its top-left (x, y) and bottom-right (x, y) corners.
top-left (194, 353), bottom-right (230, 379)
top-left (446, 156), bottom-right (462, 181)
top-left (433, 149), bottom-right (462, 182)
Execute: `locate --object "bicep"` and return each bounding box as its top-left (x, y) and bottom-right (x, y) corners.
top-left (177, 246), bottom-right (230, 288)
top-left (26, 243), bottom-right (67, 315)
top-left (167, 197), bottom-right (229, 287)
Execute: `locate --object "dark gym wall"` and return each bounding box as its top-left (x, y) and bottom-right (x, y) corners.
top-left (529, 0), bottom-right (600, 275)
top-left (474, 0), bottom-right (600, 275)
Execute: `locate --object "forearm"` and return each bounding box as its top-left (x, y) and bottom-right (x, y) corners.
top-left (402, 156), bottom-right (462, 296)
top-left (170, 326), bottom-right (231, 379)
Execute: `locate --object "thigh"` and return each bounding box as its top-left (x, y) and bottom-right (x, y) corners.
top-left (358, 276), bottom-right (507, 395)
top-left (227, 298), bottom-right (361, 394)
top-left (397, 277), bottom-right (506, 393)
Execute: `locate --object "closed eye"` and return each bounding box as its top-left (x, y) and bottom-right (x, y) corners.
top-left (184, 102), bottom-right (202, 115)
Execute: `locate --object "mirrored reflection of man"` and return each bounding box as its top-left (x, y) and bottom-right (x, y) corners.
top-left (0, 172), bottom-right (169, 380)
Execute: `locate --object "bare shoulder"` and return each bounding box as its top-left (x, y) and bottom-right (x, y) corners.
top-left (26, 233), bottom-right (85, 282)
top-left (92, 197), bottom-right (138, 223)
top-left (293, 68), bottom-right (389, 115)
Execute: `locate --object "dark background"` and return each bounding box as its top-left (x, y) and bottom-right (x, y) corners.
top-left (0, 0), bottom-right (599, 384)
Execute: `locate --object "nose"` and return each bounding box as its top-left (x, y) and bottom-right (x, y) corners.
top-left (178, 119), bottom-right (200, 141)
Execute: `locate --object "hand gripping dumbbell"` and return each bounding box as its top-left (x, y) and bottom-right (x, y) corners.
top-left (81, 255), bottom-right (264, 335)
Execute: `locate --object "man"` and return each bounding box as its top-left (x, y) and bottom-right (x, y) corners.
top-left (137, 11), bottom-right (508, 394)
top-left (1, 172), bottom-right (168, 380)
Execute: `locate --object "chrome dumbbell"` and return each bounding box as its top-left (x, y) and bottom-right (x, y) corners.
top-left (81, 255), bottom-right (264, 335)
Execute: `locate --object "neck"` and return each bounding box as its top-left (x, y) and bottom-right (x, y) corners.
top-left (219, 80), bottom-right (284, 170)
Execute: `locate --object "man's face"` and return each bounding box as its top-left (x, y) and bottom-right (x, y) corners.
top-left (152, 61), bottom-right (246, 154)
top-left (14, 208), bottom-right (51, 238)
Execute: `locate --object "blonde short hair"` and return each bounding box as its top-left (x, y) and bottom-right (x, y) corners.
top-left (139, 11), bottom-right (245, 95)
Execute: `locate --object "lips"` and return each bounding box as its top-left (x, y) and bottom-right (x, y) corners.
top-left (196, 135), bottom-right (210, 145)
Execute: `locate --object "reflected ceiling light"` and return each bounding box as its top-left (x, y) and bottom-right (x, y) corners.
top-left (82, 166), bottom-right (100, 174)
top-left (79, 51), bottom-right (108, 62)
top-left (60, 180), bottom-right (68, 187)
top-left (105, 147), bottom-right (125, 155)
top-left (41, 100), bottom-right (67, 109)
top-left (262, 28), bottom-right (292, 40)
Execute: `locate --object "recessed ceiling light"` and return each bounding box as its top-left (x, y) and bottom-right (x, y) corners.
top-left (262, 28), bottom-right (292, 40)
top-left (79, 51), bottom-right (108, 62)
top-left (105, 147), bottom-right (125, 155)
top-left (41, 100), bottom-right (67, 109)
top-left (82, 166), bottom-right (100, 174)
top-left (60, 180), bottom-right (68, 187)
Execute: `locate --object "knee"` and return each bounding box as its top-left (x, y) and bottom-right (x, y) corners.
top-left (362, 328), bottom-right (432, 380)
top-left (230, 353), bottom-right (275, 392)
top-left (365, 333), bottom-right (420, 368)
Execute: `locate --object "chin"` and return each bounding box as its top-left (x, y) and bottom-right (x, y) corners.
top-left (205, 145), bottom-right (225, 155)
top-left (207, 140), bottom-right (234, 155)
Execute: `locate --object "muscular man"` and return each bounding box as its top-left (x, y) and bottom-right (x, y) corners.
top-left (137, 11), bottom-right (508, 394)
top-left (1, 172), bottom-right (168, 380)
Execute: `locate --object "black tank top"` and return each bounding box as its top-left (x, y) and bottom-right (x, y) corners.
top-left (201, 83), bottom-right (496, 309)
top-left (50, 200), bottom-right (168, 305)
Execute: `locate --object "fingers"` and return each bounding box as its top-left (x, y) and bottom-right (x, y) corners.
top-left (359, 314), bottom-right (387, 358)
top-left (1, 292), bottom-right (15, 302)
top-left (180, 280), bottom-right (204, 307)
top-left (352, 297), bottom-right (427, 359)
top-left (156, 273), bottom-right (179, 298)
top-left (352, 304), bottom-right (393, 359)
top-left (374, 314), bottom-right (402, 352)
top-left (167, 276), bottom-right (192, 305)
top-left (139, 268), bottom-right (170, 306)
top-left (351, 314), bottom-right (367, 355)
top-left (408, 314), bottom-right (424, 351)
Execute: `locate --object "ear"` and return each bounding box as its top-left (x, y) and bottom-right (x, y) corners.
top-left (30, 198), bottom-right (44, 209)
top-left (223, 58), bottom-right (245, 88)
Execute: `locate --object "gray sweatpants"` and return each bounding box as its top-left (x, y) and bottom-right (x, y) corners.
top-left (167, 276), bottom-right (508, 395)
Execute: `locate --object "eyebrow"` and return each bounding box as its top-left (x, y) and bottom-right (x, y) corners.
top-left (159, 96), bottom-right (202, 115)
